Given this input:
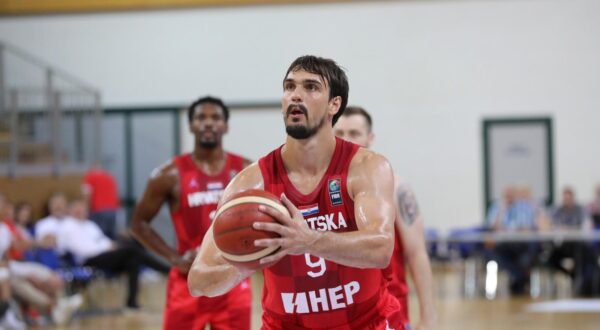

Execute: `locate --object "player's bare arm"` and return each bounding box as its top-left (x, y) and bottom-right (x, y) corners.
top-left (188, 162), bottom-right (262, 297)
top-left (395, 177), bottom-right (437, 329)
top-left (129, 162), bottom-right (190, 272)
top-left (254, 148), bottom-right (396, 269)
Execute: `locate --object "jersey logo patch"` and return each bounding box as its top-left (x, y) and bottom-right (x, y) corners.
top-left (328, 178), bottom-right (343, 206)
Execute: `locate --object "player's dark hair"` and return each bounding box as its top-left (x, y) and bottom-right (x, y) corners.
top-left (343, 106), bottom-right (373, 132)
top-left (187, 96), bottom-right (229, 123)
top-left (284, 55), bottom-right (349, 126)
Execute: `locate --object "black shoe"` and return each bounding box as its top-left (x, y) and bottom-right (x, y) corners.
top-left (126, 302), bottom-right (140, 309)
top-left (510, 281), bottom-right (526, 295)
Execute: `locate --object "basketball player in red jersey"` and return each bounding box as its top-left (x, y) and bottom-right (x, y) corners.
top-left (130, 96), bottom-right (252, 330)
top-left (189, 56), bottom-right (405, 329)
top-left (334, 107), bottom-right (437, 330)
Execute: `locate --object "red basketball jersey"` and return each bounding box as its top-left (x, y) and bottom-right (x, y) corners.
top-left (164, 152), bottom-right (251, 329)
top-left (384, 227), bottom-right (409, 323)
top-left (258, 138), bottom-right (403, 329)
top-left (171, 152), bottom-right (245, 254)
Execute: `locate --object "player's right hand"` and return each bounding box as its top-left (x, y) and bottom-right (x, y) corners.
top-left (253, 193), bottom-right (318, 264)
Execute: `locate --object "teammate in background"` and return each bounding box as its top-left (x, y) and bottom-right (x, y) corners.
top-left (130, 96), bottom-right (252, 330)
top-left (189, 56), bottom-right (404, 329)
top-left (334, 106), bottom-right (437, 330)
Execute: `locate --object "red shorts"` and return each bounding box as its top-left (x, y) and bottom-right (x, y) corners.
top-left (397, 294), bottom-right (410, 327)
top-left (163, 269), bottom-right (252, 330)
top-left (261, 291), bottom-right (405, 330)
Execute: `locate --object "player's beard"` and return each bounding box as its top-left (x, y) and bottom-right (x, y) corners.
top-left (197, 133), bottom-right (219, 149)
top-left (285, 106), bottom-right (326, 140)
top-left (199, 140), bottom-right (218, 149)
top-left (196, 127), bottom-right (221, 149)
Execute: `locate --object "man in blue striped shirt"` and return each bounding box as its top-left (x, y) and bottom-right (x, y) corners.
top-left (486, 186), bottom-right (542, 295)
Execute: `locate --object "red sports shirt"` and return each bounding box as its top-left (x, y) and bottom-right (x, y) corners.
top-left (170, 152), bottom-right (245, 254)
top-left (3, 219), bottom-right (24, 260)
top-left (258, 138), bottom-right (403, 329)
top-left (384, 227), bottom-right (409, 323)
top-left (83, 169), bottom-right (120, 212)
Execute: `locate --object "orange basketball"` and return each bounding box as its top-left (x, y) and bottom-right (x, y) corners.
top-left (212, 189), bottom-right (288, 270)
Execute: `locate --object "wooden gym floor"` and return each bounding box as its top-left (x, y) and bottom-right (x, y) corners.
top-left (62, 269), bottom-right (600, 330)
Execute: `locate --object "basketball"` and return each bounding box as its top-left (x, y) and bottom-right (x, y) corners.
top-left (212, 189), bottom-right (288, 269)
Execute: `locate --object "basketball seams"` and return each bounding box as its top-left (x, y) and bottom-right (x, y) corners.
top-left (218, 245), bottom-right (280, 262)
top-left (215, 196), bottom-right (289, 219)
top-left (212, 222), bottom-right (274, 239)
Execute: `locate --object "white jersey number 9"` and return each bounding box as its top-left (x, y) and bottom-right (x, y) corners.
top-left (304, 254), bottom-right (326, 278)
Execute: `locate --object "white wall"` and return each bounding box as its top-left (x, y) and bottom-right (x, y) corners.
top-left (2, 0), bottom-right (599, 231)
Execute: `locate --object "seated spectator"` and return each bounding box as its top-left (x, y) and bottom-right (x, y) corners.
top-left (1, 217), bottom-right (26, 329)
top-left (517, 186), bottom-right (551, 231)
top-left (14, 202), bottom-right (35, 238)
top-left (486, 186), bottom-right (547, 231)
top-left (486, 186), bottom-right (541, 295)
top-left (0, 223), bottom-right (12, 321)
top-left (588, 184), bottom-right (600, 229)
top-left (35, 193), bottom-right (71, 251)
top-left (552, 187), bottom-right (586, 228)
top-left (0, 223), bottom-right (10, 259)
top-left (3, 201), bottom-right (36, 262)
top-left (61, 199), bottom-right (169, 310)
top-left (9, 201), bottom-right (48, 263)
top-left (1, 197), bottom-right (82, 326)
top-left (549, 187), bottom-right (599, 296)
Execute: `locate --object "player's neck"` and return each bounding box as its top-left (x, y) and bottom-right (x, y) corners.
top-left (282, 128), bottom-right (336, 175)
top-left (191, 147), bottom-right (226, 173)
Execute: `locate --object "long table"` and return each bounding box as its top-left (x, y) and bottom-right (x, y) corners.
top-left (431, 230), bottom-right (600, 244)
top-left (428, 230), bottom-right (600, 298)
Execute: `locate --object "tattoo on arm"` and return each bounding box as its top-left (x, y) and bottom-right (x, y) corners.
top-left (397, 184), bottom-right (420, 226)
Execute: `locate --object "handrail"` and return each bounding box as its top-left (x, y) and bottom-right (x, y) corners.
top-left (0, 41), bottom-right (102, 176)
top-left (0, 41), bottom-right (98, 94)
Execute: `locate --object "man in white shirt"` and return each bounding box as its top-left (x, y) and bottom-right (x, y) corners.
top-left (34, 193), bottom-right (71, 251)
top-left (62, 200), bottom-right (168, 309)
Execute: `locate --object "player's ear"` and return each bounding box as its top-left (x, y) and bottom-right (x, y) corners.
top-left (223, 122), bottom-right (229, 134)
top-left (367, 132), bottom-right (375, 148)
top-left (328, 96), bottom-right (342, 117)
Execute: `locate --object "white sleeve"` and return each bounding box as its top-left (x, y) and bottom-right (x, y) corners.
top-left (88, 222), bottom-right (113, 251)
top-left (0, 224), bottom-right (11, 256)
top-left (35, 219), bottom-right (55, 240)
top-left (62, 221), bottom-right (112, 264)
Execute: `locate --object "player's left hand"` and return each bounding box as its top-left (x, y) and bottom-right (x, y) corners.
top-left (253, 193), bottom-right (317, 265)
